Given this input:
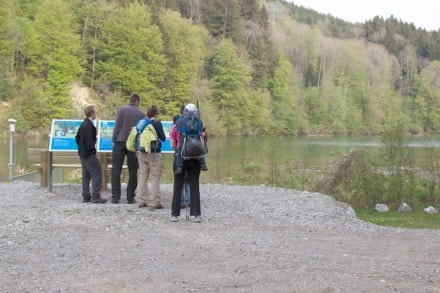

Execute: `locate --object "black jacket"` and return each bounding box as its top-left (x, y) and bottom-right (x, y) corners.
top-left (75, 118), bottom-right (97, 158)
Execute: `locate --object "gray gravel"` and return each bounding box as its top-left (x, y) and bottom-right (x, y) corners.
top-left (1, 181), bottom-right (439, 292)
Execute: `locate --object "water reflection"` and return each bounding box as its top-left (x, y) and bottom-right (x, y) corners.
top-left (1, 135), bottom-right (439, 184)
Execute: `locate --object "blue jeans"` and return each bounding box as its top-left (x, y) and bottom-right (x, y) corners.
top-left (80, 155), bottom-right (102, 196)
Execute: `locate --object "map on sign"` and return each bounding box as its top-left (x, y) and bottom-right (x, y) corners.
top-left (49, 119), bottom-right (84, 152)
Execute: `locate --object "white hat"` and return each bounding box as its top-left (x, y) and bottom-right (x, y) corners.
top-left (185, 103), bottom-right (198, 112)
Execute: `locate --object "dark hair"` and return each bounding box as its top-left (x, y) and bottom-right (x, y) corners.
top-left (147, 105), bottom-right (158, 118)
top-left (173, 114), bottom-right (180, 124)
top-left (84, 105), bottom-right (95, 118)
top-left (129, 93), bottom-right (140, 104)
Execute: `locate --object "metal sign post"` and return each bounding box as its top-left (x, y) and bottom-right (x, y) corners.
top-left (8, 119), bottom-right (17, 182)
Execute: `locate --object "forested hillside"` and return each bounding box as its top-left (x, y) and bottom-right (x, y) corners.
top-left (1, 0), bottom-right (439, 136)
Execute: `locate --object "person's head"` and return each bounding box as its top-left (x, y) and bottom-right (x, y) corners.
top-left (129, 93), bottom-right (141, 106)
top-left (185, 103), bottom-right (197, 112)
top-left (84, 105), bottom-right (96, 120)
top-left (147, 105), bottom-right (158, 118)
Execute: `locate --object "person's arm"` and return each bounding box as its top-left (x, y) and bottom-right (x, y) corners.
top-left (170, 138), bottom-right (177, 151)
top-left (154, 121), bottom-right (166, 142)
top-left (85, 123), bottom-right (97, 156)
top-left (112, 108), bottom-right (121, 143)
top-left (169, 125), bottom-right (178, 151)
top-left (75, 125), bottom-right (81, 146)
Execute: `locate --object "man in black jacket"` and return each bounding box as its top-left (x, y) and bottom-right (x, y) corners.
top-left (75, 105), bottom-right (107, 204)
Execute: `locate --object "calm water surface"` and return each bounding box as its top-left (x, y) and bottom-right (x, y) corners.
top-left (1, 135), bottom-right (440, 183)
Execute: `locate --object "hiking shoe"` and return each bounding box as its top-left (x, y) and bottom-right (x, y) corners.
top-left (194, 216), bottom-right (202, 223)
top-left (111, 198), bottom-right (120, 204)
top-left (175, 168), bottom-right (183, 175)
top-left (170, 216), bottom-right (179, 222)
top-left (91, 197), bottom-right (107, 204)
top-left (127, 199), bottom-right (136, 204)
top-left (201, 164), bottom-right (208, 171)
top-left (152, 203), bottom-right (164, 209)
top-left (82, 195), bottom-right (91, 203)
top-left (138, 202), bottom-right (148, 208)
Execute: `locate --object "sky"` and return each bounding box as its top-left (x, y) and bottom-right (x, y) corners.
top-left (287, 0), bottom-right (440, 31)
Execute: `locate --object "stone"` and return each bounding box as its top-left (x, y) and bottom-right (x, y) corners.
top-left (424, 206), bottom-right (438, 214)
top-left (375, 203), bottom-right (389, 212)
top-left (398, 202), bottom-right (411, 212)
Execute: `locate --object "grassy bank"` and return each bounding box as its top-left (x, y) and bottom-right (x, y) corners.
top-left (355, 209), bottom-right (440, 230)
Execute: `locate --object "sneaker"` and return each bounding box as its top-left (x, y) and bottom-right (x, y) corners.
top-left (111, 198), bottom-right (120, 204)
top-left (170, 216), bottom-right (179, 222)
top-left (175, 168), bottom-right (183, 175)
top-left (201, 165), bottom-right (208, 171)
top-left (138, 202), bottom-right (147, 208)
top-left (194, 216), bottom-right (202, 223)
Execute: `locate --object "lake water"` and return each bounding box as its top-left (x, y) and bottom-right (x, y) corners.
top-left (1, 135), bottom-right (440, 185)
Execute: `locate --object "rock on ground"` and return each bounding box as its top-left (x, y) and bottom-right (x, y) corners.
top-left (0, 182), bottom-right (439, 292)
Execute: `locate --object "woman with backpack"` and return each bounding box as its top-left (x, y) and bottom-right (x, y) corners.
top-left (169, 104), bottom-right (204, 222)
top-left (136, 105), bottom-right (166, 209)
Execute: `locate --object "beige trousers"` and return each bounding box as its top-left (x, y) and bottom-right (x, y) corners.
top-left (137, 152), bottom-right (163, 206)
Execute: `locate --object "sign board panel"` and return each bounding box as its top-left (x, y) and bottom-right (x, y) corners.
top-left (96, 120), bottom-right (114, 153)
top-left (49, 119), bottom-right (83, 152)
top-left (160, 121), bottom-right (173, 154)
top-left (50, 119), bottom-right (174, 153)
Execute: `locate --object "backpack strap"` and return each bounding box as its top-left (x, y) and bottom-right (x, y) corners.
top-left (136, 118), bottom-right (151, 134)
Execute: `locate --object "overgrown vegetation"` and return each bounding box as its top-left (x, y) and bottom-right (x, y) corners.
top-left (330, 123), bottom-right (440, 212)
top-left (1, 0), bottom-right (440, 137)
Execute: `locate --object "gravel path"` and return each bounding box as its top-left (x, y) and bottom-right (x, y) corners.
top-left (1, 181), bottom-right (439, 292)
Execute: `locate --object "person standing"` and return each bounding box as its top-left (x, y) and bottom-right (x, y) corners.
top-left (174, 103), bottom-right (208, 174)
top-left (75, 105), bottom-right (107, 204)
top-left (111, 93), bottom-right (145, 204)
top-left (137, 105), bottom-right (166, 209)
top-left (170, 104), bottom-right (203, 222)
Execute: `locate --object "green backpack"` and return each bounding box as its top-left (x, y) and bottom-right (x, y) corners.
top-left (126, 118), bottom-right (158, 153)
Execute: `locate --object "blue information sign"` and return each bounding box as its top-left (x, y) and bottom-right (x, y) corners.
top-left (49, 119), bottom-right (174, 153)
top-left (97, 120), bottom-right (115, 153)
top-left (161, 121), bottom-right (173, 154)
top-left (49, 119), bottom-right (83, 152)
top-left (96, 120), bottom-right (174, 153)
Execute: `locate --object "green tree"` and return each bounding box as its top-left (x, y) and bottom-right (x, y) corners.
top-left (158, 9), bottom-right (208, 113)
top-left (0, 0), bottom-right (16, 101)
top-left (29, 0), bottom-right (84, 119)
top-left (96, 3), bottom-right (167, 105)
top-left (267, 54), bottom-right (297, 135)
top-left (413, 61), bottom-right (440, 132)
top-left (8, 75), bottom-right (51, 131)
top-left (201, 0), bottom-right (241, 40)
top-left (210, 39), bottom-right (252, 134)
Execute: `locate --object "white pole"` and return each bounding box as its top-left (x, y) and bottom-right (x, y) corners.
top-left (8, 119), bottom-right (16, 182)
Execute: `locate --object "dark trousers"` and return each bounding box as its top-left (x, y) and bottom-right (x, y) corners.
top-left (111, 142), bottom-right (138, 201)
top-left (171, 157), bottom-right (201, 217)
top-left (80, 156), bottom-right (102, 196)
